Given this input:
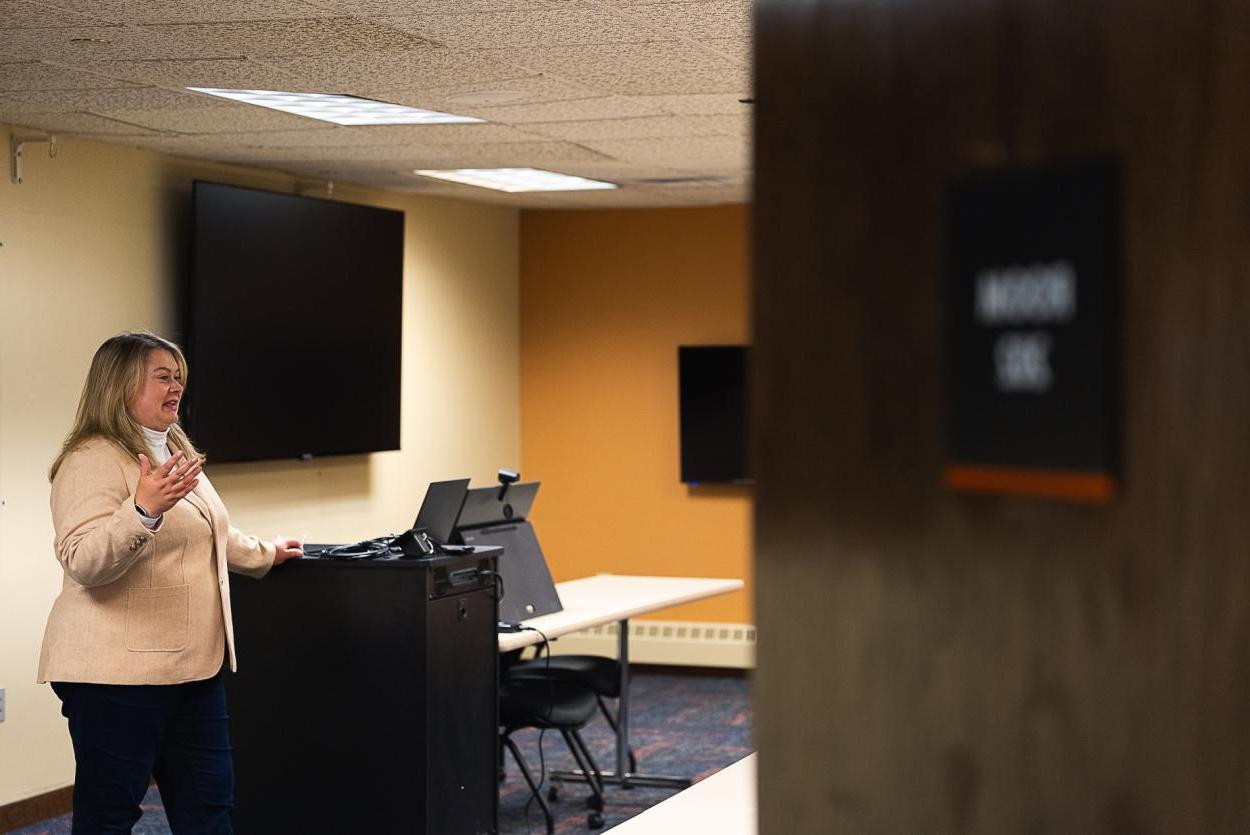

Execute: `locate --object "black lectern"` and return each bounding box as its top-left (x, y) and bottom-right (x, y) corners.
top-left (226, 548), bottom-right (502, 835)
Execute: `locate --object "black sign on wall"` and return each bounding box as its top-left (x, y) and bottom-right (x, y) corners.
top-left (945, 159), bottom-right (1119, 502)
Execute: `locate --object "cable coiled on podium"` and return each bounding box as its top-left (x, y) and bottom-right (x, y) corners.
top-left (322, 536), bottom-right (398, 560)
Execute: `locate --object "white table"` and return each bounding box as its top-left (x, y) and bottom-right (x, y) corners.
top-left (607, 753), bottom-right (757, 834)
top-left (499, 574), bottom-right (745, 787)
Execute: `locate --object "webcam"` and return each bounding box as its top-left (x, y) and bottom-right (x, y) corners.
top-left (497, 468), bottom-right (520, 501)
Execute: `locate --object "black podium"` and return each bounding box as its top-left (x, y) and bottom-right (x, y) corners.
top-left (225, 547), bottom-right (502, 834)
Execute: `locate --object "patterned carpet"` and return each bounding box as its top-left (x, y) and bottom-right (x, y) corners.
top-left (10, 668), bottom-right (752, 834)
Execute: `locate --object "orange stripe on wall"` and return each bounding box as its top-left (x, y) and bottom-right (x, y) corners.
top-left (520, 206), bottom-right (753, 624)
top-left (944, 464), bottom-right (1117, 503)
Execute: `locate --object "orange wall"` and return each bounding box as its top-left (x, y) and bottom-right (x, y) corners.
top-left (520, 205), bottom-right (752, 624)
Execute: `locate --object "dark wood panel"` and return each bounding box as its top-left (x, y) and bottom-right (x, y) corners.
top-left (0, 786), bottom-right (72, 831)
top-left (754, 0), bottom-right (1250, 831)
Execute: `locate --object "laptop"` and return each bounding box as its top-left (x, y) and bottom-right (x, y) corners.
top-left (413, 478), bottom-right (471, 544)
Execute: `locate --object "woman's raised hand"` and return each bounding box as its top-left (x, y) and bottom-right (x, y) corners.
top-left (135, 451), bottom-right (202, 517)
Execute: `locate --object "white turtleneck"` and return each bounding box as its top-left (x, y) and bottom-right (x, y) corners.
top-left (136, 425), bottom-right (172, 528)
top-left (140, 425), bottom-right (171, 465)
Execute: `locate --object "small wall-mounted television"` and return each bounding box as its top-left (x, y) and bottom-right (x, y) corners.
top-left (182, 181), bottom-right (404, 463)
top-left (678, 345), bottom-right (752, 484)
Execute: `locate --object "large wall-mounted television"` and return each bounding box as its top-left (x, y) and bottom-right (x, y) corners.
top-left (678, 345), bottom-right (752, 484)
top-left (183, 181), bottom-right (404, 463)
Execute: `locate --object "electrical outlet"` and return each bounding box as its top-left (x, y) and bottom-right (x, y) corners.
top-left (0, 688), bottom-right (5, 722)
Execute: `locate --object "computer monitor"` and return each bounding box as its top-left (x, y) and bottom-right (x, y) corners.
top-left (413, 478), bottom-right (470, 544)
top-left (455, 482), bottom-right (540, 528)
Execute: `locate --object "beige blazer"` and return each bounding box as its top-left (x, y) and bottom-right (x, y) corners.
top-left (37, 437), bottom-right (274, 685)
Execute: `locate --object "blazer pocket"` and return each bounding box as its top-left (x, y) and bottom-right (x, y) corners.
top-left (126, 585), bottom-right (190, 652)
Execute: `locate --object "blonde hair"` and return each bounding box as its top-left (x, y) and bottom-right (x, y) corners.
top-left (49, 332), bottom-right (203, 481)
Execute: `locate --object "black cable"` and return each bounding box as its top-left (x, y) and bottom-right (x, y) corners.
top-left (523, 727), bottom-right (547, 834)
top-left (520, 625), bottom-right (552, 835)
top-left (323, 535), bottom-right (398, 560)
top-left (478, 567), bottom-right (506, 605)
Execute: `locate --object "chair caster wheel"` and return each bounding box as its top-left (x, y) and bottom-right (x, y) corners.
top-left (588, 812), bottom-right (604, 829)
top-left (547, 785), bottom-right (560, 802)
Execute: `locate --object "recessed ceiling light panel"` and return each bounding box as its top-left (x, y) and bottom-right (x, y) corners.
top-left (413, 167), bottom-right (618, 193)
top-left (186, 88), bottom-right (483, 126)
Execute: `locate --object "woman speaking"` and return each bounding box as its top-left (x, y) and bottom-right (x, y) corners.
top-left (37, 331), bottom-right (303, 833)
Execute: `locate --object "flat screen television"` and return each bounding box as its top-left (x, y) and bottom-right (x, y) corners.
top-left (182, 181), bottom-right (404, 463)
top-left (678, 345), bottom-right (752, 484)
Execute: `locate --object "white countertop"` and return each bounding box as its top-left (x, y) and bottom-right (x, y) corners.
top-left (608, 753), bottom-right (757, 833)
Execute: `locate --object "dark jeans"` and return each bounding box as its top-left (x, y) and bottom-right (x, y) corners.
top-left (51, 673), bottom-right (234, 834)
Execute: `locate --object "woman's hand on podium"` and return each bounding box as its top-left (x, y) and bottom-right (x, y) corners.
top-left (272, 535), bottom-right (304, 565)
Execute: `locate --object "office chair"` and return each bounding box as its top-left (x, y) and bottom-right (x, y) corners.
top-left (506, 654), bottom-right (638, 774)
top-left (499, 677), bottom-right (607, 832)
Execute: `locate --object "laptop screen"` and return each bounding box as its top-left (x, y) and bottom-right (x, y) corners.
top-left (413, 479), bottom-right (470, 544)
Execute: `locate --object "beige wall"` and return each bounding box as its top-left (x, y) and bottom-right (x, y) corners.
top-left (0, 123), bottom-right (520, 806)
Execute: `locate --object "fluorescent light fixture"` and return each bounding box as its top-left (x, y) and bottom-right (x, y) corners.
top-left (413, 167), bottom-right (618, 193)
top-left (185, 88), bottom-right (483, 126)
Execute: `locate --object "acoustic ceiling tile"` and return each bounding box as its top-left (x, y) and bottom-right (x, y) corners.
top-left (696, 36), bottom-right (751, 64)
top-left (0, 110), bottom-right (159, 134)
top-left (1, 18), bottom-right (428, 62)
top-left (529, 161), bottom-right (652, 183)
top-left (0, 60), bottom-right (142, 91)
top-left (37, 0), bottom-right (338, 25)
top-left (597, 0), bottom-right (732, 5)
top-left (0, 86), bottom-right (213, 113)
top-left (156, 122), bottom-right (544, 148)
top-left (0, 26), bottom-right (132, 61)
top-left (406, 139), bottom-right (613, 167)
top-left (524, 114), bottom-right (700, 141)
top-left (256, 49), bottom-right (523, 93)
top-left (337, 121), bottom-right (544, 143)
top-left (122, 133), bottom-right (239, 153)
top-left (517, 187), bottom-right (681, 209)
top-left (616, 0), bottom-right (750, 40)
top-left (0, 0), bottom-right (112, 27)
top-left (483, 42), bottom-right (748, 95)
top-left (581, 133), bottom-right (746, 167)
top-left (465, 95), bottom-right (665, 124)
top-left (233, 145), bottom-right (427, 162)
top-left (142, 18), bottom-right (430, 59)
top-left (380, 7), bottom-right (655, 50)
top-left (374, 73), bottom-right (598, 113)
top-left (0, 0), bottom-right (755, 209)
top-left (668, 185), bottom-right (748, 204)
top-left (101, 104), bottom-right (322, 133)
top-left (315, 0), bottom-right (577, 15)
top-left (646, 92), bottom-right (750, 115)
top-left (123, 139), bottom-right (272, 164)
top-left (683, 111), bottom-right (750, 136)
top-left (89, 58), bottom-right (303, 89)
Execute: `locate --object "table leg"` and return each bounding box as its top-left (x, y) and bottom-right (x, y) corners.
top-left (551, 617), bottom-right (691, 790)
top-left (616, 617), bottom-right (630, 785)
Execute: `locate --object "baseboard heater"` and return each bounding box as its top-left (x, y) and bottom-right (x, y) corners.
top-left (542, 620), bottom-right (756, 669)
